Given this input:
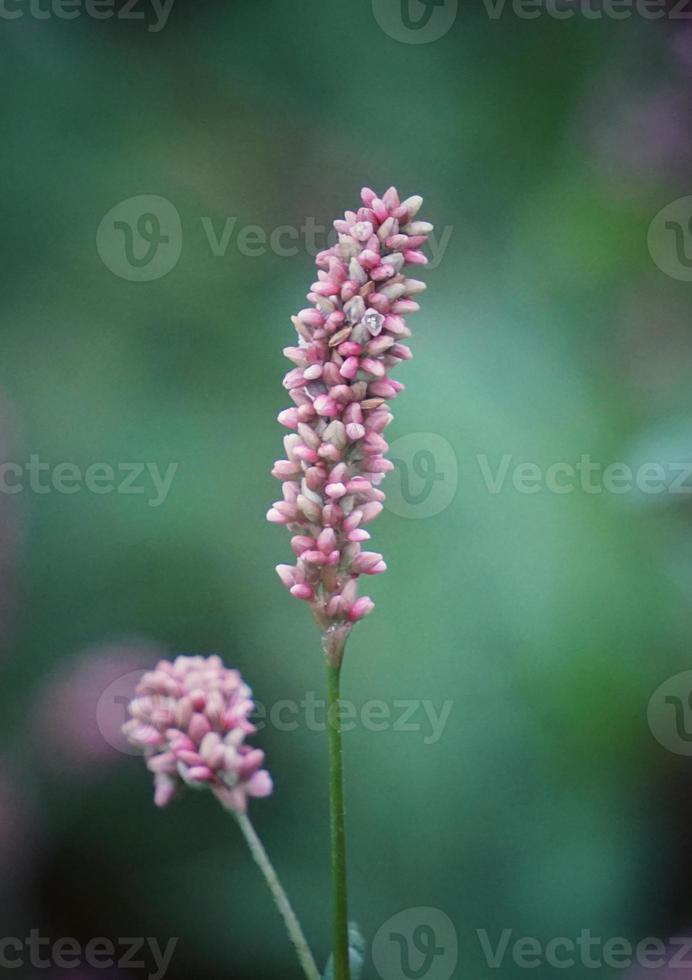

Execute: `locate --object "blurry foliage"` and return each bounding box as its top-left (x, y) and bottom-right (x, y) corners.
top-left (0, 4), bottom-right (691, 978)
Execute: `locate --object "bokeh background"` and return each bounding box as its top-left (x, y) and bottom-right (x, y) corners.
top-left (2, 3), bottom-right (692, 977)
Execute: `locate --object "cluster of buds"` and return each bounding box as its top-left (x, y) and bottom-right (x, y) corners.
top-left (123, 655), bottom-right (272, 813)
top-left (268, 186), bottom-right (432, 632)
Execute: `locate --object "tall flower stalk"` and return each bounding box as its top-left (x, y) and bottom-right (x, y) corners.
top-left (269, 185), bottom-right (433, 980)
top-left (124, 187), bottom-right (432, 980)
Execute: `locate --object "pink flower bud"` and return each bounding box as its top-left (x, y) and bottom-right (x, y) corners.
top-left (348, 529), bottom-right (371, 542)
top-left (313, 394), bottom-right (338, 417)
top-left (343, 509), bottom-right (362, 532)
top-left (317, 528), bottom-right (337, 553)
top-left (277, 408), bottom-right (299, 428)
top-left (346, 423), bottom-right (365, 440)
top-left (290, 583), bottom-right (314, 600)
top-left (352, 221), bottom-right (374, 242)
top-left (404, 250), bottom-right (428, 265)
top-left (298, 308), bottom-right (325, 326)
top-left (361, 501), bottom-right (384, 523)
top-left (325, 482), bottom-right (347, 499)
top-left (360, 357), bottom-right (386, 378)
top-left (390, 301), bottom-right (418, 318)
top-left (340, 357), bottom-right (360, 380)
top-left (349, 596), bottom-right (375, 621)
top-left (352, 552), bottom-right (385, 573)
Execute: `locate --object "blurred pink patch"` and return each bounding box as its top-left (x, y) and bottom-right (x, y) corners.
top-left (583, 80), bottom-right (692, 186)
top-left (32, 640), bottom-right (169, 773)
top-left (615, 288), bottom-right (692, 398)
top-left (673, 24), bottom-right (692, 76)
top-left (626, 939), bottom-right (692, 979)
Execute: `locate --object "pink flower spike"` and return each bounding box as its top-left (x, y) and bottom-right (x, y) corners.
top-left (269, 187), bottom-right (432, 630)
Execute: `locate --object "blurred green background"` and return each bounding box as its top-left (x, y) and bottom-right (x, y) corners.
top-left (2, 3), bottom-right (692, 978)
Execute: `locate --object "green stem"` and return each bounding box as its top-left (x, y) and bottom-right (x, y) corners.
top-left (232, 807), bottom-right (321, 980)
top-left (326, 643), bottom-right (350, 980)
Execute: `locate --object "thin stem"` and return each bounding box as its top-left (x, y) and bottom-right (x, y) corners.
top-left (326, 654), bottom-right (350, 980)
top-left (233, 808), bottom-right (321, 980)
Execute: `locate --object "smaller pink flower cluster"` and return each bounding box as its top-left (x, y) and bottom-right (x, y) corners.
top-left (123, 655), bottom-right (272, 812)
